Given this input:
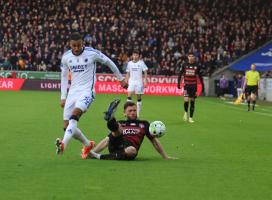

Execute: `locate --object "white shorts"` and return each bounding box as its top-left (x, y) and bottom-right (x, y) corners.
top-left (127, 82), bottom-right (144, 94)
top-left (63, 92), bottom-right (95, 120)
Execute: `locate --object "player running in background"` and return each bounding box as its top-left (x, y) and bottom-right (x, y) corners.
top-left (89, 100), bottom-right (176, 160)
top-left (243, 64), bottom-right (260, 111)
top-left (177, 53), bottom-right (200, 123)
top-left (56, 32), bottom-right (127, 158)
top-left (125, 50), bottom-right (148, 118)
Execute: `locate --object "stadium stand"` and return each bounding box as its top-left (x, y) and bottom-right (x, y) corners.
top-left (0, 0), bottom-right (271, 75)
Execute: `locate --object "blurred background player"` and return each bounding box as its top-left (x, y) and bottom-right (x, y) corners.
top-left (56, 32), bottom-right (128, 158)
top-left (89, 100), bottom-right (176, 160)
top-left (243, 64), bottom-right (260, 111)
top-left (125, 50), bottom-right (148, 118)
top-left (177, 53), bottom-right (200, 123)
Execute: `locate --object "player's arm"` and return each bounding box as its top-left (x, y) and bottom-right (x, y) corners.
top-left (60, 57), bottom-right (69, 108)
top-left (150, 137), bottom-right (177, 160)
top-left (94, 50), bottom-right (127, 88)
top-left (125, 64), bottom-right (130, 84)
top-left (142, 61), bottom-right (148, 88)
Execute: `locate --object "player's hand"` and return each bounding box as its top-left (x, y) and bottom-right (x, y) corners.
top-left (60, 99), bottom-right (66, 108)
top-left (144, 81), bottom-right (148, 88)
top-left (120, 79), bottom-right (128, 89)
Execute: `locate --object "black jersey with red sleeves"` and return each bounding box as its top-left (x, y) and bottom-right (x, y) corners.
top-left (180, 63), bottom-right (200, 85)
top-left (118, 119), bottom-right (154, 150)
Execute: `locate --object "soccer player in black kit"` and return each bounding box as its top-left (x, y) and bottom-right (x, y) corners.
top-left (89, 100), bottom-right (176, 160)
top-left (177, 53), bottom-right (200, 123)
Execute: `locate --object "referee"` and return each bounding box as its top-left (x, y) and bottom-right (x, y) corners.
top-left (243, 64), bottom-right (260, 111)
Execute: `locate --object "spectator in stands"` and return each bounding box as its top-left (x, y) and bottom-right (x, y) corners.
top-left (0, 0), bottom-right (271, 76)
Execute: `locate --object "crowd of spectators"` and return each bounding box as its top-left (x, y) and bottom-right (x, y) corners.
top-left (0, 0), bottom-right (271, 76)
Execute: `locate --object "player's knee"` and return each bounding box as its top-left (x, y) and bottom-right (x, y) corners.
top-left (125, 146), bottom-right (137, 158)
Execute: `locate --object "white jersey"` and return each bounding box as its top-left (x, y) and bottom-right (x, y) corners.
top-left (126, 60), bottom-right (148, 83)
top-left (60, 47), bottom-right (124, 99)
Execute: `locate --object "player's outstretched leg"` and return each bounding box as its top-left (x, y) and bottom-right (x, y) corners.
top-left (104, 99), bottom-right (121, 121)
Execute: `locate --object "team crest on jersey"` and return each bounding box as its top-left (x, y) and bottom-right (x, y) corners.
top-left (139, 123), bottom-right (145, 128)
top-left (85, 58), bottom-right (88, 62)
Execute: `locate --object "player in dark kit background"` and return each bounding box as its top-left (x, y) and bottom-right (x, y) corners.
top-left (177, 53), bottom-right (200, 123)
top-left (89, 100), bottom-right (176, 160)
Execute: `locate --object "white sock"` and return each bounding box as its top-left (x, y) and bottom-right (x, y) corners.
top-left (137, 101), bottom-right (142, 117)
top-left (62, 119), bottom-right (77, 149)
top-left (73, 127), bottom-right (90, 146)
top-left (91, 150), bottom-right (101, 159)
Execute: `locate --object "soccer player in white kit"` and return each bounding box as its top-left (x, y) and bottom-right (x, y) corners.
top-left (125, 50), bottom-right (148, 117)
top-left (56, 32), bottom-right (127, 159)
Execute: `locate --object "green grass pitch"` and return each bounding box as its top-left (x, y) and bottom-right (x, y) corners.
top-left (0, 91), bottom-right (271, 200)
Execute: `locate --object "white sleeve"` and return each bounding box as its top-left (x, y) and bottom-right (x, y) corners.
top-left (60, 57), bottom-right (69, 100)
top-left (141, 60), bottom-right (148, 71)
top-left (93, 51), bottom-right (124, 81)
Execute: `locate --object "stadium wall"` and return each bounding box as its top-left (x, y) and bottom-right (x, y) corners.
top-left (0, 73), bottom-right (202, 96)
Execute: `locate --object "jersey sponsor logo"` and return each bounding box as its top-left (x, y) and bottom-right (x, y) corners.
top-left (123, 128), bottom-right (140, 135)
top-left (70, 64), bottom-right (87, 72)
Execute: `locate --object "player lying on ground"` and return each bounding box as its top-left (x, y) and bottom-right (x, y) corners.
top-left (89, 100), bottom-right (176, 160)
top-left (56, 32), bottom-right (127, 158)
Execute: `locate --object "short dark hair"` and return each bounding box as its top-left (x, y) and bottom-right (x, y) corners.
top-left (70, 32), bottom-right (83, 41)
top-left (124, 101), bottom-right (136, 110)
top-left (132, 49), bottom-right (140, 54)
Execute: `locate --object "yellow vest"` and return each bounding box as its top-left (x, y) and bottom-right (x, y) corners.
top-left (245, 70), bottom-right (260, 86)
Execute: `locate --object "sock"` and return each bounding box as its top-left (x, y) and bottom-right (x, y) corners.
top-left (190, 101), bottom-right (195, 118)
top-left (127, 97), bottom-right (132, 102)
top-left (137, 100), bottom-right (142, 117)
top-left (252, 100), bottom-right (256, 110)
top-left (90, 150), bottom-right (101, 159)
top-left (184, 102), bottom-right (189, 113)
top-left (247, 100), bottom-right (250, 109)
top-left (62, 119), bottom-right (77, 149)
top-left (73, 127), bottom-right (90, 146)
top-left (100, 151), bottom-right (128, 160)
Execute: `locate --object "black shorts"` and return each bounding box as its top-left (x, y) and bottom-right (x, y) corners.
top-left (184, 84), bottom-right (197, 98)
top-left (108, 133), bottom-right (135, 153)
top-left (245, 85), bottom-right (258, 95)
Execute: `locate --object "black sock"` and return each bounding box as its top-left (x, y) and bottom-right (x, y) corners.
top-left (247, 100), bottom-right (250, 109)
top-left (252, 100), bottom-right (256, 110)
top-left (184, 102), bottom-right (189, 112)
top-left (107, 118), bottom-right (119, 132)
top-left (100, 151), bottom-right (130, 160)
top-left (190, 101), bottom-right (195, 118)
